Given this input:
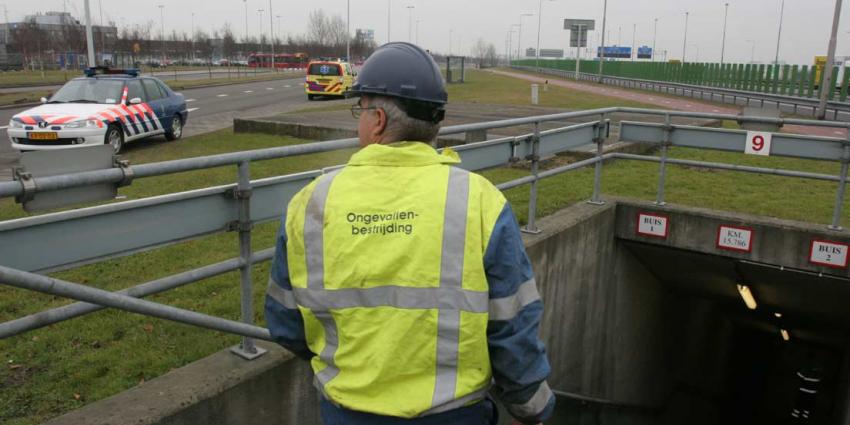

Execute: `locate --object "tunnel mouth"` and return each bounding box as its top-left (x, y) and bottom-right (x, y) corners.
top-left (616, 241), bottom-right (850, 425)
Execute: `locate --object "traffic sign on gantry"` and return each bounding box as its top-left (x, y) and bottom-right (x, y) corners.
top-left (564, 19), bottom-right (595, 48)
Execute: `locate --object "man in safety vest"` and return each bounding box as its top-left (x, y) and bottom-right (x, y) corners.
top-left (265, 42), bottom-right (554, 425)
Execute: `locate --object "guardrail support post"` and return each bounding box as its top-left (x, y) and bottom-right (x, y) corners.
top-left (522, 123), bottom-right (543, 234)
top-left (655, 114), bottom-right (672, 206)
top-left (829, 137), bottom-right (850, 230)
top-left (230, 161), bottom-right (267, 360)
top-left (588, 115), bottom-right (607, 206)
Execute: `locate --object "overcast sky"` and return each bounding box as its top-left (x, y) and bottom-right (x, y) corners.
top-left (9, 0), bottom-right (850, 65)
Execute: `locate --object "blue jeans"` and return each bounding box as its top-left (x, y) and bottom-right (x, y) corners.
top-left (319, 397), bottom-right (498, 425)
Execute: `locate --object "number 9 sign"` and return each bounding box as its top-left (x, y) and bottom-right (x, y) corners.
top-left (745, 131), bottom-right (772, 156)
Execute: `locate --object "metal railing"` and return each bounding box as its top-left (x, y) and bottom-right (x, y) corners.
top-left (2, 107), bottom-right (850, 363)
top-left (513, 65), bottom-right (850, 122)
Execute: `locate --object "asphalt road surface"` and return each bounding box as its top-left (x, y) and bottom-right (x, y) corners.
top-left (0, 76), bottom-right (353, 181)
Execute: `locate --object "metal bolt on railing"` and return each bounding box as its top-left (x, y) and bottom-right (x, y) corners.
top-left (655, 114), bottom-right (672, 206)
top-left (230, 161), bottom-right (267, 360)
top-left (829, 129), bottom-right (850, 230)
top-left (589, 114), bottom-right (607, 206)
top-left (522, 123), bottom-right (543, 234)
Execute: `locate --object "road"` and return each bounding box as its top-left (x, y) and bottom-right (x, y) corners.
top-left (0, 76), bottom-right (351, 181)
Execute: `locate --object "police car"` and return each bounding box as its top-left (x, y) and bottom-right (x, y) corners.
top-left (8, 67), bottom-right (188, 154)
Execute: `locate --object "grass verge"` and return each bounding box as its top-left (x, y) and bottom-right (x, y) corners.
top-left (285, 69), bottom-right (660, 116)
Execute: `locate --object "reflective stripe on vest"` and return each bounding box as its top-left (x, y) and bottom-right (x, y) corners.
top-left (304, 169), bottom-right (344, 389)
top-left (432, 167), bottom-right (469, 408)
top-left (295, 166), bottom-right (482, 413)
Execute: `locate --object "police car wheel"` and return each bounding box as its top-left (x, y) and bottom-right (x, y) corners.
top-left (165, 115), bottom-right (183, 141)
top-left (105, 125), bottom-right (124, 154)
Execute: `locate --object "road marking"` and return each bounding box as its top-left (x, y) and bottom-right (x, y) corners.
top-left (185, 99), bottom-right (196, 103)
top-left (217, 94), bottom-right (228, 97)
top-left (266, 87), bottom-right (274, 90)
top-left (834, 130), bottom-right (844, 135)
top-left (187, 107), bottom-right (200, 113)
top-left (243, 90), bottom-right (254, 93)
top-left (284, 85), bottom-right (292, 88)
top-left (0, 126), bottom-right (7, 130)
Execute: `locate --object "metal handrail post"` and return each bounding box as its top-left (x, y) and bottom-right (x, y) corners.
top-left (230, 161), bottom-right (267, 360)
top-left (829, 131), bottom-right (850, 230)
top-left (656, 114), bottom-right (672, 206)
top-left (589, 114), bottom-right (607, 205)
top-left (522, 122), bottom-right (543, 234)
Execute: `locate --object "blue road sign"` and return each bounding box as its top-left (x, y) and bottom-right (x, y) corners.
top-left (597, 46), bottom-right (631, 59)
top-left (637, 46), bottom-right (653, 60)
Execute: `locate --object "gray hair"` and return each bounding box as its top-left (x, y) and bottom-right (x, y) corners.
top-left (366, 95), bottom-right (441, 143)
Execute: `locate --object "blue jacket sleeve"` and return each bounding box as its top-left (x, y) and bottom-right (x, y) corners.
top-left (264, 221), bottom-right (314, 361)
top-left (485, 203), bottom-right (555, 424)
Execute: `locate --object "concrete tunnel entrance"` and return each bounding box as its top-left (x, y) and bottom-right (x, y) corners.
top-left (524, 199), bottom-right (850, 425)
top-left (618, 241), bottom-right (849, 425)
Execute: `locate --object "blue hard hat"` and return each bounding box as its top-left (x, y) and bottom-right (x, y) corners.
top-left (349, 42), bottom-right (447, 122)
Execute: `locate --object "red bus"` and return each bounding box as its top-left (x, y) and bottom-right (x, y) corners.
top-left (248, 53), bottom-right (309, 69)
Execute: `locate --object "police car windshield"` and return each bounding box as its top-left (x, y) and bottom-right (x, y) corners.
top-left (50, 79), bottom-right (124, 104)
top-left (309, 63), bottom-right (341, 76)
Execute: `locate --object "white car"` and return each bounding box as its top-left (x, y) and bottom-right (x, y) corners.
top-left (9, 68), bottom-right (189, 154)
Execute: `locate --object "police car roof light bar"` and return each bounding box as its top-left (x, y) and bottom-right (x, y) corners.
top-left (84, 67), bottom-right (140, 77)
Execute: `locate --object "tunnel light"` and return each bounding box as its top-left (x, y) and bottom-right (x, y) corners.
top-left (736, 285), bottom-right (758, 310)
top-left (781, 329), bottom-right (790, 341)
top-left (774, 312), bottom-right (783, 318)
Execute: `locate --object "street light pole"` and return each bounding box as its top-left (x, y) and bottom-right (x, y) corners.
top-left (243, 0), bottom-right (248, 43)
top-left (535, 0), bottom-right (555, 72)
top-left (517, 13), bottom-right (533, 60)
top-left (597, 0), bottom-right (608, 82)
top-left (406, 6), bottom-right (414, 43)
top-left (258, 9), bottom-right (264, 57)
top-left (774, 0), bottom-right (785, 64)
top-left (387, 0), bottom-right (391, 44)
top-left (721, 3), bottom-right (729, 65)
top-left (269, 0), bottom-right (275, 70)
top-left (818, 0), bottom-right (843, 120)
top-left (158, 4), bottom-right (165, 66)
top-left (631, 23), bottom-right (636, 61)
top-left (450, 28), bottom-right (454, 56)
top-left (746, 39), bottom-right (756, 63)
top-left (84, 0), bottom-right (95, 66)
top-left (652, 18), bottom-right (658, 62)
top-left (276, 15), bottom-right (282, 41)
top-left (416, 20), bottom-right (421, 45)
top-left (682, 11), bottom-right (689, 63)
top-left (191, 12), bottom-right (195, 63)
top-left (346, 0), bottom-right (350, 59)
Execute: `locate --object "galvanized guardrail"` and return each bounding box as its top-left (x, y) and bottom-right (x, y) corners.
top-left (1, 107), bottom-right (849, 364)
top-left (513, 65), bottom-right (850, 122)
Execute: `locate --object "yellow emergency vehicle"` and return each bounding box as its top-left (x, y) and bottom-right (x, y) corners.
top-left (305, 59), bottom-right (356, 100)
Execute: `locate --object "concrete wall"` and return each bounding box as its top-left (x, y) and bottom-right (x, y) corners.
top-left (44, 342), bottom-right (321, 425)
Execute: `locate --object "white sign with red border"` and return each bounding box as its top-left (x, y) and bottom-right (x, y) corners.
top-left (636, 213), bottom-right (669, 239)
top-left (745, 131), bottom-right (772, 156)
top-left (716, 225), bottom-right (754, 253)
top-left (809, 240), bottom-right (850, 269)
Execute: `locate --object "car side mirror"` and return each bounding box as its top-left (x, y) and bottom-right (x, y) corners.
top-left (40, 97), bottom-right (48, 104)
top-left (129, 97), bottom-right (142, 105)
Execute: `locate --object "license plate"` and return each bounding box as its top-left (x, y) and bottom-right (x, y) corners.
top-left (28, 132), bottom-right (58, 141)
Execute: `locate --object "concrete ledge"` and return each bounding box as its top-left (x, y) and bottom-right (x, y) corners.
top-left (44, 342), bottom-right (320, 425)
top-left (235, 118), bottom-right (358, 142)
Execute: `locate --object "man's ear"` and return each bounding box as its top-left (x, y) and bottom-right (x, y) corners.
top-left (371, 107), bottom-right (388, 140)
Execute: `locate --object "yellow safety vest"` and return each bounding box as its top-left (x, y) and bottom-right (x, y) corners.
top-left (285, 142), bottom-right (507, 417)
